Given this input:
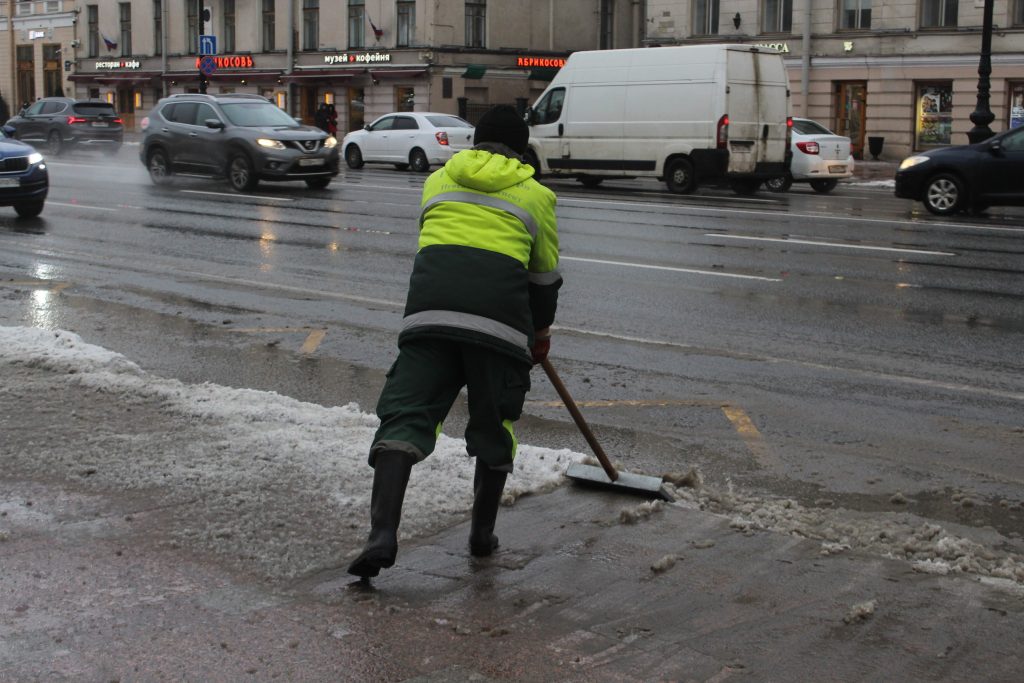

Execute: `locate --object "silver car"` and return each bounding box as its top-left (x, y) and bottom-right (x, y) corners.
top-left (342, 112), bottom-right (475, 173)
top-left (766, 117), bottom-right (855, 194)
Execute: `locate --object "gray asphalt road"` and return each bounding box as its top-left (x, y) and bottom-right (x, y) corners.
top-left (1, 146), bottom-right (1022, 544)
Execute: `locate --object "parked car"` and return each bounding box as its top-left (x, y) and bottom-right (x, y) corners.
top-left (894, 125), bottom-right (1024, 216)
top-left (342, 112), bottom-right (474, 172)
top-left (0, 126), bottom-right (48, 217)
top-left (765, 118), bottom-right (854, 193)
top-left (5, 97), bottom-right (123, 156)
top-left (139, 93), bottom-right (339, 192)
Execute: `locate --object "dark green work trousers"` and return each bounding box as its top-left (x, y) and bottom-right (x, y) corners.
top-left (370, 338), bottom-right (532, 472)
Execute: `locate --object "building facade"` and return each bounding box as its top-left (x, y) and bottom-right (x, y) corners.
top-left (0, 0), bottom-right (646, 132)
top-left (645, 0), bottom-right (1024, 159)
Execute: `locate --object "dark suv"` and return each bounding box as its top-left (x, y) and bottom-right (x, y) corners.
top-left (139, 93), bottom-right (339, 191)
top-left (4, 97), bottom-right (124, 156)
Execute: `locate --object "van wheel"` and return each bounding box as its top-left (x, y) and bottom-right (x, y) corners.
top-left (524, 150), bottom-right (542, 179)
top-left (810, 179), bottom-right (838, 194)
top-left (409, 148), bottom-right (430, 173)
top-left (730, 179), bottom-right (761, 195)
top-left (765, 174), bottom-right (793, 193)
top-left (665, 158), bottom-right (696, 194)
top-left (922, 173), bottom-right (963, 216)
top-left (345, 144), bottom-right (364, 169)
top-left (579, 176), bottom-right (603, 188)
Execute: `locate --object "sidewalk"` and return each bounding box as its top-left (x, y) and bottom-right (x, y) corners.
top-left (2, 360), bottom-right (1022, 682)
top-left (849, 159), bottom-right (899, 183)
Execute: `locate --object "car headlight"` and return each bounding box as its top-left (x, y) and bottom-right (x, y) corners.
top-left (898, 155), bottom-right (931, 171)
top-left (324, 136), bottom-right (338, 148)
top-left (256, 138), bottom-right (286, 150)
top-left (28, 152), bottom-right (44, 165)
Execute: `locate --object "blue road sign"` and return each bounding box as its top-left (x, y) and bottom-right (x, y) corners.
top-left (199, 56), bottom-right (217, 76)
top-left (199, 35), bottom-right (217, 56)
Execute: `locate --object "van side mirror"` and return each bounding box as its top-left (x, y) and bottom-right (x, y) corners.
top-left (527, 109), bottom-right (538, 126)
top-left (205, 118), bottom-right (225, 129)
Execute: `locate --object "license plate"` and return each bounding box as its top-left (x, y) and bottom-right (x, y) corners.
top-left (829, 165), bottom-right (846, 173)
top-left (91, 122), bottom-right (108, 127)
top-left (298, 158), bottom-right (325, 166)
top-left (0, 178), bottom-right (19, 187)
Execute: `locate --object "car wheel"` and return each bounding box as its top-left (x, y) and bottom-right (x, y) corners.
top-left (665, 157), bottom-right (696, 194)
top-left (765, 173), bottom-right (793, 193)
top-left (228, 153), bottom-right (258, 192)
top-left (524, 150), bottom-right (542, 179)
top-left (579, 176), bottom-right (604, 188)
top-left (14, 201), bottom-right (44, 218)
top-left (810, 179), bottom-right (838, 194)
top-left (923, 173), bottom-right (963, 216)
top-left (409, 148), bottom-right (429, 173)
top-left (305, 177), bottom-right (331, 189)
top-left (147, 148), bottom-right (172, 185)
top-left (730, 179), bottom-right (761, 195)
top-left (393, 163), bottom-right (409, 171)
top-left (47, 131), bottom-right (62, 157)
top-left (345, 144), bottom-right (364, 169)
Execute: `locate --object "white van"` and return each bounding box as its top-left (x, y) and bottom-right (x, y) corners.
top-left (524, 44), bottom-right (791, 194)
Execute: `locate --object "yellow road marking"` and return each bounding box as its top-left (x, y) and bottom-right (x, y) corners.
top-left (721, 404), bottom-right (778, 468)
top-left (1, 279), bottom-right (70, 293)
top-left (299, 329), bottom-right (327, 354)
top-left (222, 326), bottom-right (328, 354)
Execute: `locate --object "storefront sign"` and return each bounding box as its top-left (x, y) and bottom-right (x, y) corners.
top-left (516, 56), bottom-right (566, 68)
top-left (193, 55), bottom-right (255, 69)
top-left (324, 52), bottom-right (391, 65)
top-left (753, 42), bottom-right (790, 53)
top-left (96, 60), bottom-right (142, 69)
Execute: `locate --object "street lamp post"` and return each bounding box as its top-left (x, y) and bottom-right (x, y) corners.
top-left (967, 0), bottom-right (996, 143)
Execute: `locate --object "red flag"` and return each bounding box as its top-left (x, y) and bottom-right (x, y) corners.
top-left (368, 15), bottom-right (384, 40)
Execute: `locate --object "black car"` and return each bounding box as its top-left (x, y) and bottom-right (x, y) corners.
top-left (0, 126), bottom-right (48, 217)
top-left (894, 125), bottom-right (1024, 216)
top-left (139, 93), bottom-right (340, 192)
top-left (5, 97), bottom-right (124, 156)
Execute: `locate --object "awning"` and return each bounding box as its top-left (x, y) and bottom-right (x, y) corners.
top-left (369, 67), bottom-right (428, 80)
top-left (69, 71), bottom-right (162, 83)
top-left (160, 70), bottom-right (282, 82)
top-left (462, 64), bottom-right (486, 79)
top-left (278, 68), bottom-right (365, 84)
top-left (528, 67), bottom-right (560, 81)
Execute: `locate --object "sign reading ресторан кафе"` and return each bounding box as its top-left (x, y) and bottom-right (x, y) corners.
top-left (96, 60), bottom-right (142, 69)
top-left (324, 52), bottom-right (392, 65)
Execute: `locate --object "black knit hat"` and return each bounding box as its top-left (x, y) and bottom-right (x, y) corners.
top-left (473, 105), bottom-right (529, 155)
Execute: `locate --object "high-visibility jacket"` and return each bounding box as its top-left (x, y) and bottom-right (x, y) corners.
top-left (400, 146), bottom-right (562, 363)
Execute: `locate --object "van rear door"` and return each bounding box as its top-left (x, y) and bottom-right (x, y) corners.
top-left (724, 49), bottom-right (788, 175)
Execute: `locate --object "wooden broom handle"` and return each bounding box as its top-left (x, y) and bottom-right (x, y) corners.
top-left (540, 357), bottom-right (619, 481)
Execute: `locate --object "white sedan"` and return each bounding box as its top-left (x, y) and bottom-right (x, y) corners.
top-left (342, 112), bottom-right (475, 173)
top-left (766, 117), bottom-right (855, 193)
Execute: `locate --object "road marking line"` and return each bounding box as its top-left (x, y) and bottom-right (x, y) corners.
top-left (181, 189), bottom-right (294, 201)
top-left (48, 201), bottom-right (118, 212)
top-left (0, 279), bottom-right (70, 293)
top-left (529, 398), bottom-right (719, 408)
top-left (721, 405), bottom-right (779, 468)
top-left (177, 270), bottom-right (402, 307)
top-left (704, 233), bottom-right (956, 256)
top-left (561, 255), bottom-right (783, 282)
top-left (300, 329), bottom-right (327, 354)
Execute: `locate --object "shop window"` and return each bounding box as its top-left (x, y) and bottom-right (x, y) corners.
top-left (466, 0), bottom-right (486, 48)
top-left (694, 0), bottom-right (719, 35)
top-left (1015, 0), bottom-right (1024, 25)
top-left (119, 3), bottom-right (131, 56)
top-left (303, 0), bottom-right (319, 50)
top-left (263, 0), bottom-right (275, 51)
top-left (1009, 83), bottom-right (1024, 129)
top-left (349, 0), bottom-right (365, 49)
top-left (915, 83), bottom-right (953, 148)
top-left (16, 45), bottom-right (34, 105)
top-left (396, 86), bottom-right (415, 112)
top-left (921, 0), bottom-right (957, 28)
top-left (87, 4), bottom-right (99, 58)
top-left (89, 87), bottom-right (100, 99)
top-left (397, 0), bottom-right (415, 47)
top-left (43, 44), bottom-right (62, 97)
top-left (442, 77), bottom-right (452, 99)
top-left (762, 0), bottom-right (792, 33)
top-left (840, 0), bottom-right (871, 29)
top-left (348, 87), bottom-right (365, 131)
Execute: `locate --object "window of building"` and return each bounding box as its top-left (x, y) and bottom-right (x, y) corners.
top-left (43, 44), bottom-right (62, 97)
top-left (840, 0), bottom-right (871, 29)
top-left (695, 0), bottom-right (719, 35)
top-left (466, 0), bottom-right (486, 48)
top-left (397, 0), bottom-right (415, 47)
top-left (262, 0), bottom-right (275, 50)
top-left (349, 0), bottom-right (365, 48)
top-left (1009, 83), bottom-right (1024, 128)
top-left (153, 0), bottom-right (162, 55)
top-left (303, 0), bottom-right (319, 50)
top-left (119, 3), bottom-right (131, 56)
top-left (187, 1), bottom-right (198, 54)
top-left (1015, 0), bottom-right (1024, 25)
top-left (396, 86), bottom-right (415, 111)
top-left (762, 0), bottom-right (793, 33)
top-left (915, 82), bottom-right (953, 148)
top-left (348, 87), bottom-right (365, 131)
top-left (87, 5), bottom-right (99, 58)
top-left (921, 0), bottom-right (957, 28)
top-left (600, 0), bottom-right (614, 48)
top-left (16, 45), bottom-right (35, 104)
top-left (223, 0), bottom-right (235, 52)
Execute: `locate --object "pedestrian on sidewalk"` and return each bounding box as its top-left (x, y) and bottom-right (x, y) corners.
top-left (348, 105), bottom-right (562, 579)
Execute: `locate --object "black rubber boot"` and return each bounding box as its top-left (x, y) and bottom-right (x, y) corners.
top-left (469, 459), bottom-right (508, 557)
top-left (347, 450), bottom-right (415, 578)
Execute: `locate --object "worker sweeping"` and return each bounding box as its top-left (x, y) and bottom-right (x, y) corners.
top-left (348, 105), bottom-right (562, 579)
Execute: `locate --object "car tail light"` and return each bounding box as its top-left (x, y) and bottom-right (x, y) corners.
top-left (796, 141), bottom-right (820, 155)
top-left (67, 116), bottom-right (88, 124)
top-left (113, 117), bottom-right (123, 124)
top-left (786, 116), bottom-right (793, 146)
top-left (716, 115), bottom-right (729, 149)
top-left (435, 131), bottom-right (449, 146)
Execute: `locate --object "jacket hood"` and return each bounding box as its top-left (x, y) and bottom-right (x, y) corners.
top-left (443, 148), bottom-right (534, 193)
